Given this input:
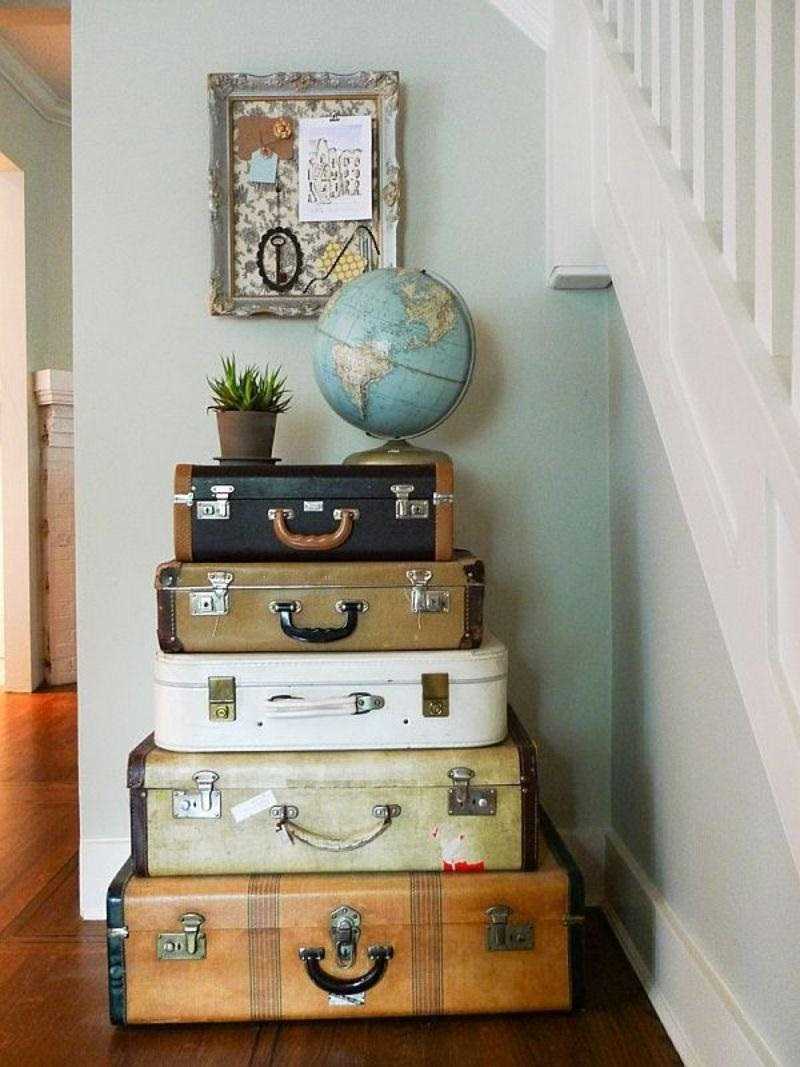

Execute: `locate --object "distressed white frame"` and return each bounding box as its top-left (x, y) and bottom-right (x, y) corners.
top-left (208, 70), bottom-right (400, 318)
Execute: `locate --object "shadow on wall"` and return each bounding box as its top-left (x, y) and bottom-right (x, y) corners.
top-left (452, 315), bottom-right (560, 814)
top-left (608, 478), bottom-right (657, 973)
top-left (445, 313), bottom-right (505, 450)
top-left (272, 405), bottom-right (332, 464)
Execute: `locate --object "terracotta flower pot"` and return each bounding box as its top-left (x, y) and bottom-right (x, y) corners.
top-left (215, 410), bottom-right (277, 460)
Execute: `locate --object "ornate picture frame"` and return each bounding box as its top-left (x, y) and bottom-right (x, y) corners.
top-left (208, 70), bottom-right (400, 318)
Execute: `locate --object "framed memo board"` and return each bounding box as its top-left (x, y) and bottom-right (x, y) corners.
top-left (208, 70), bottom-right (400, 318)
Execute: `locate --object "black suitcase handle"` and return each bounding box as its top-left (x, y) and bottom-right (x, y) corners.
top-left (269, 600), bottom-right (367, 643)
top-left (298, 945), bottom-right (393, 996)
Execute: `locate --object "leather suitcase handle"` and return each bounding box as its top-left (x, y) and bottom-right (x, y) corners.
top-left (272, 802), bottom-right (400, 851)
top-left (269, 600), bottom-right (366, 643)
top-left (269, 507), bottom-right (358, 551)
top-left (298, 945), bottom-right (393, 996)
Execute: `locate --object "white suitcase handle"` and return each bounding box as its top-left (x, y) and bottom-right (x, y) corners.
top-left (271, 802), bottom-right (401, 851)
top-left (262, 693), bottom-right (385, 718)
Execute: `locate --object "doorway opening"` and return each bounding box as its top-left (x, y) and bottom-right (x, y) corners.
top-left (0, 152), bottom-right (43, 691)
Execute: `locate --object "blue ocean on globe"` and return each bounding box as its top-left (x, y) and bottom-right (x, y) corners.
top-left (313, 268), bottom-right (475, 439)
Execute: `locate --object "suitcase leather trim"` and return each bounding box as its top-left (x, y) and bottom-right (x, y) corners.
top-left (434, 460), bottom-right (454, 562)
top-left (155, 563), bottom-right (183, 653)
top-left (173, 465), bottom-right (193, 562)
top-left (106, 859), bottom-right (133, 1025)
top-left (460, 558), bottom-right (485, 649)
top-left (127, 733), bottom-right (157, 789)
top-left (540, 809), bottom-right (585, 1009)
top-left (129, 789), bottom-right (149, 877)
top-left (128, 735), bottom-right (156, 876)
top-left (508, 713), bottom-right (539, 870)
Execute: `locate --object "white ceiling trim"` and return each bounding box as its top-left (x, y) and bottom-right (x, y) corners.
top-left (0, 34), bottom-right (69, 128)
top-left (489, 0), bottom-right (550, 51)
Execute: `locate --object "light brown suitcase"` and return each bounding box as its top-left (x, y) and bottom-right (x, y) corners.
top-left (156, 552), bottom-right (483, 653)
top-left (128, 710), bottom-right (537, 876)
top-left (107, 813), bottom-right (584, 1025)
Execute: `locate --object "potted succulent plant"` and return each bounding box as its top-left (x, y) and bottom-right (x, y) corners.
top-left (208, 355), bottom-right (292, 460)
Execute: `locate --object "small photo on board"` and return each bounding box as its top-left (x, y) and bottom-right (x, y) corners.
top-left (298, 115), bottom-right (373, 223)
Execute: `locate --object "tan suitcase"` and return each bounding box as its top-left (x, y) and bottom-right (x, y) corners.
top-left (156, 552), bottom-right (483, 654)
top-left (129, 710), bottom-right (537, 875)
top-left (107, 813), bottom-right (584, 1024)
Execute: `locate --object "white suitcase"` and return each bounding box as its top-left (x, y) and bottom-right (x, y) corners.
top-left (153, 632), bottom-right (507, 752)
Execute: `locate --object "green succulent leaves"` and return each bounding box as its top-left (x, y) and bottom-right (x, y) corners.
top-left (208, 354), bottom-right (292, 413)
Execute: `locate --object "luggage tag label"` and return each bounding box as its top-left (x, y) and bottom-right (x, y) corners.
top-left (329, 993), bottom-right (366, 1007)
top-left (230, 789), bottom-right (278, 824)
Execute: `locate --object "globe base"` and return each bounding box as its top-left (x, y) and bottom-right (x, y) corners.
top-left (344, 438), bottom-right (453, 466)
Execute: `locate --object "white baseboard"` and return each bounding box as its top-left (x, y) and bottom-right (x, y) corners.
top-left (604, 830), bottom-right (778, 1067)
top-left (80, 837), bottom-right (129, 920)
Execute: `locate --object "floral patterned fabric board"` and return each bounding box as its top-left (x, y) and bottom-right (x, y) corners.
top-left (231, 96), bottom-right (381, 301)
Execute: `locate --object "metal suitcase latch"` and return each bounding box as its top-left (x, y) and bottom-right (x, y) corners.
top-left (172, 769), bottom-right (222, 818)
top-left (196, 484), bottom-right (234, 520)
top-left (207, 676), bottom-right (236, 721)
top-left (157, 912), bottom-right (207, 960)
top-left (447, 767), bottom-right (497, 815)
top-left (485, 905), bottom-right (533, 952)
top-left (330, 905), bottom-right (361, 968)
top-left (391, 484), bottom-right (429, 520)
top-left (190, 571), bottom-right (233, 616)
top-left (422, 673), bottom-right (449, 717)
top-left (407, 570), bottom-right (450, 614)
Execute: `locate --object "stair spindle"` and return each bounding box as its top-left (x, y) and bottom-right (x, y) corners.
top-left (722, 0), bottom-right (756, 315)
top-left (754, 0), bottom-right (795, 383)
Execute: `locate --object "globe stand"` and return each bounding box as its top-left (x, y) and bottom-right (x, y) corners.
top-left (344, 438), bottom-right (453, 466)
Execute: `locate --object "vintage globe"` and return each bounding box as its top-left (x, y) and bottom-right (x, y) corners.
top-left (313, 268), bottom-right (475, 444)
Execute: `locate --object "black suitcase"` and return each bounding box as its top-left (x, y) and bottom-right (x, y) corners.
top-left (173, 462), bottom-right (455, 562)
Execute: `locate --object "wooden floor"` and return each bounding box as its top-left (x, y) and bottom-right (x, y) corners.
top-left (0, 689), bottom-right (681, 1066)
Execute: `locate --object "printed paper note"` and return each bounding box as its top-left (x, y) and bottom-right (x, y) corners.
top-left (298, 115), bottom-right (372, 222)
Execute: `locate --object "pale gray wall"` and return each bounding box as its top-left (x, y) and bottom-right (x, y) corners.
top-left (72, 0), bottom-right (611, 909)
top-left (0, 77), bottom-right (71, 371)
top-left (607, 293), bottom-right (800, 1063)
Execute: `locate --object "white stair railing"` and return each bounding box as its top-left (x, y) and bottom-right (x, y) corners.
top-left (601, 0), bottom-right (796, 386)
top-left (549, 0), bottom-right (800, 880)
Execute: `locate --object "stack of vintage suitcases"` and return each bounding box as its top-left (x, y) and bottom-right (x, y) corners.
top-left (106, 460), bottom-right (584, 1024)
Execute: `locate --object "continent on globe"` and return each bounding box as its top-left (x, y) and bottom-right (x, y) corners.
top-left (332, 340), bottom-right (392, 416)
top-left (400, 276), bottom-right (456, 348)
top-left (313, 267), bottom-right (475, 442)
